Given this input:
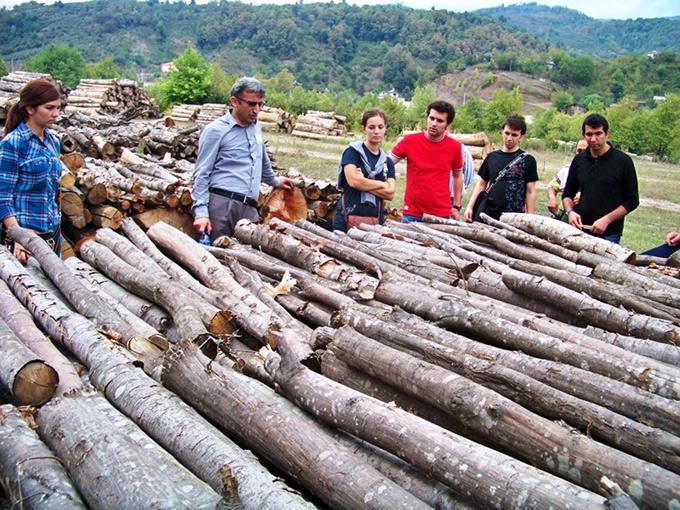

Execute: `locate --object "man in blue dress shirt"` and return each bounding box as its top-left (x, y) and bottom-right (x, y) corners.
top-left (191, 77), bottom-right (292, 239)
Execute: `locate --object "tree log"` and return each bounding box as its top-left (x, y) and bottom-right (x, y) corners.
top-left (0, 404), bottom-right (86, 509)
top-left (0, 280), bottom-right (80, 395)
top-left (373, 272), bottom-right (680, 403)
top-left (37, 390), bottom-right (223, 509)
top-left (499, 213), bottom-right (635, 263)
top-left (583, 326), bottom-right (680, 367)
top-left (501, 267), bottom-right (680, 344)
top-left (161, 340), bottom-right (430, 510)
top-left (263, 349), bottom-right (606, 509)
top-left (0, 318), bottom-right (58, 406)
top-left (147, 221), bottom-right (314, 361)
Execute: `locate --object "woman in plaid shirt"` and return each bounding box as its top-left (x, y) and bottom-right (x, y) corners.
top-left (0, 79), bottom-right (62, 263)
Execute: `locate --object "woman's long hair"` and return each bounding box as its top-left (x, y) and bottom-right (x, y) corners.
top-left (4, 79), bottom-right (61, 135)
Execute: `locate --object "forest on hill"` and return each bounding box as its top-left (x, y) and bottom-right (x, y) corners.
top-left (477, 3), bottom-right (680, 56)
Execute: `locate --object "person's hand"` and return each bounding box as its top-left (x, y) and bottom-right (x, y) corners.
top-left (464, 206), bottom-right (473, 223)
top-left (193, 217), bottom-right (212, 235)
top-left (277, 176), bottom-right (294, 191)
top-left (547, 196), bottom-right (558, 215)
top-left (591, 216), bottom-right (610, 235)
top-left (567, 210), bottom-right (583, 229)
top-left (666, 230), bottom-right (680, 246)
top-left (12, 241), bottom-right (29, 265)
top-left (573, 194), bottom-right (581, 206)
top-left (450, 208), bottom-right (460, 221)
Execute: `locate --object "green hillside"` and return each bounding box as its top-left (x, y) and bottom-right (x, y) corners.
top-left (1, 0), bottom-right (552, 93)
top-left (476, 3), bottom-right (680, 56)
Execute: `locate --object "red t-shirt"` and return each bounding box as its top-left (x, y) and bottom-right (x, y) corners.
top-left (391, 132), bottom-right (463, 218)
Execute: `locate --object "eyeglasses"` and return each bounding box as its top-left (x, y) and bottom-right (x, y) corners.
top-left (235, 96), bottom-right (264, 108)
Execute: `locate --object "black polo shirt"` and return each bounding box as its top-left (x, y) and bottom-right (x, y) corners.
top-left (563, 145), bottom-right (639, 237)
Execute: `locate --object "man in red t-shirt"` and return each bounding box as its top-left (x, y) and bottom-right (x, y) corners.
top-left (389, 101), bottom-right (464, 221)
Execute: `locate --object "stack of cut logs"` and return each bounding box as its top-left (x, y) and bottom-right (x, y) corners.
top-left (196, 103), bottom-right (228, 125)
top-left (165, 103), bottom-right (201, 126)
top-left (59, 147), bottom-right (195, 254)
top-left (56, 114), bottom-right (202, 162)
top-left (0, 71), bottom-right (68, 125)
top-left (292, 110), bottom-right (348, 140)
top-left (65, 79), bottom-right (159, 119)
top-left (259, 105), bottom-right (294, 133)
top-left (1, 210), bottom-right (680, 509)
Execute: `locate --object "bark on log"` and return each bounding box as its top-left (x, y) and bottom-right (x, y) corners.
top-left (499, 213), bottom-right (635, 263)
top-left (235, 221), bottom-right (378, 300)
top-left (373, 272), bottom-right (680, 403)
top-left (161, 340), bottom-right (430, 510)
top-left (78, 240), bottom-right (218, 357)
top-left (5, 226), bottom-right (146, 347)
top-left (365, 306), bottom-right (680, 436)
top-left (421, 214), bottom-right (591, 276)
top-left (263, 350), bottom-right (607, 509)
top-left (0, 318), bottom-right (58, 406)
top-left (501, 267), bottom-right (680, 344)
top-left (0, 279), bottom-right (81, 394)
top-left (333, 307), bottom-right (680, 474)
top-left (37, 390), bottom-right (223, 509)
top-left (64, 257), bottom-right (171, 334)
top-left (0, 404), bottom-right (86, 509)
top-left (92, 227), bottom-right (231, 339)
top-left (583, 326), bottom-right (680, 367)
top-left (328, 324), bottom-right (680, 495)
top-left (142, 221), bottom-right (313, 361)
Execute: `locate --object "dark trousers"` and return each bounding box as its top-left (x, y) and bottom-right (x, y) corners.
top-left (208, 192), bottom-right (260, 239)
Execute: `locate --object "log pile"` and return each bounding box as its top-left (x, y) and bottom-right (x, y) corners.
top-left (195, 103), bottom-right (228, 125)
top-left (1, 208), bottom-right (679, 508)
top-left (0, 71), bottom-right (68, 125)
top-left (259, 105), bottom-right (294, 133)
top-left (166, 103), bottom-right (201, 126)
top-left (65, 79), bottom-right (159, 119)
top-left (292, 110), bottom-right (348, 140)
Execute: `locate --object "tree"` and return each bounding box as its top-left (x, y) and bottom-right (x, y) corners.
top-left (551, 91), bottom-right (573, 111)
top-left (24, 44), bottom-right (85, 88)
top-left (206, 64), bottom-right (236, 104)
top-left (483, 88), bottom-right (521, 133)
top-left (85, 57), bottom-right (120, 79)
top-left (0, 58), bottom-right (7, 77)
top-left (157, 45), bottom-right (211, 109)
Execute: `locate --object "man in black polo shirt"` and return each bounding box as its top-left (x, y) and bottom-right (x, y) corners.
top-left (562, 113), bottom-right (639, 244)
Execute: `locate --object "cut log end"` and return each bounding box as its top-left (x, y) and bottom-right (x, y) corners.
top-left (13, 361), bottom-right (59, 405)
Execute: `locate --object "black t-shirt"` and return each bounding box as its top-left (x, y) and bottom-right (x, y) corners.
top-left (478, 149), bottom-right (538, 219)
top-left (337, 144), bottom-right (396, 217)
top-left (563, 146), bottom-right (639, 236)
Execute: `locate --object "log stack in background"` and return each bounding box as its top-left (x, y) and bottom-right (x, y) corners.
top-left (65, 79), bottom-right (159, 119)
top-left (165, 103), bottom-right (201, 126)
top-left (195, 103), bottom-right (228, 125)
top-left (259, 105), bottom-right (294, 133)
top-left (0, 71), bottom-right (68, 125)
top-left (292, 110), bottom-right (348, 140)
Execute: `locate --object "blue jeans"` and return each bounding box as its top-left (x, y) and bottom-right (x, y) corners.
top-left (642, 243), bottom-right (680, 258)
top-left (401, 214), bottom-right (425, 224)
top-left (602, 232), bottom-right (622, 244)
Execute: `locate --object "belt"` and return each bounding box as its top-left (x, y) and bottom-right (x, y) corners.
top-left (209, 187), bottom-right (258, 208)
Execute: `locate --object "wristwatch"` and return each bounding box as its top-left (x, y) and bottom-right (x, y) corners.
top-left (452, 204), bottom-right (461, 211)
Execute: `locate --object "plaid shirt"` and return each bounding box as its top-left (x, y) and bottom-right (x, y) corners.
top-left (0, 122), bottom-right (61, 233)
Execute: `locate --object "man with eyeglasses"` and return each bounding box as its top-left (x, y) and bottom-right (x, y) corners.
top-left (546, 138), bottom-right (588, 219)
top-left (191, 77), bottom-right (293, 240)
top-left (563, 113), bottom-right (639, 244)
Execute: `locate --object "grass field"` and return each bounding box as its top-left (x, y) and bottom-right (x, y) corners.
top-left (266, 132), bottom-right (679, 253)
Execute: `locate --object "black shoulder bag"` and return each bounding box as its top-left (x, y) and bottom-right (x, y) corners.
top-left (472, 152), bottom-right (527, 222)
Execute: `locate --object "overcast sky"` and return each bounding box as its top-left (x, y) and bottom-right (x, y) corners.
top-left (0, 0), bottom-right (678, 20)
